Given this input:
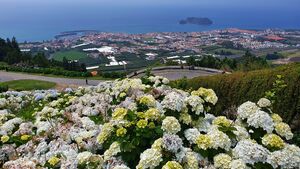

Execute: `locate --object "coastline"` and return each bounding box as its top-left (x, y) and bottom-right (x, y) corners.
top-left (4, 27), bottom-right (300, 43)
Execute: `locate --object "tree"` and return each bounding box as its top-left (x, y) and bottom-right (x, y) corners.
top-left (186, 56), bottom-right (196, 66)
top-left (11, 37), bottom-right (20, 50)
top-left (266, 52), bottom-right (283, 60)
top-left (33, 53), bottom-right (49, 67)
top-left (5, 50), bottom-right (21, 65)
top-left (62, 57), bottom-right (69, 70)
top-left (80, 63), bottom-right (87, 72)
top-left (237, 51), bottom-right (269, 71)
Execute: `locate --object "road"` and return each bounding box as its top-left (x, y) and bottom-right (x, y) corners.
top-left (131, 69), bottom-right (220, 80)
top-left (0, 71), bottom-right (102, 86)
top-left (0, 68), bottom-right (221, 86)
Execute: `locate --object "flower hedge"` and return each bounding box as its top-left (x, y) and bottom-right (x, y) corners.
top-left (0, 76), bottom-right (299, 169)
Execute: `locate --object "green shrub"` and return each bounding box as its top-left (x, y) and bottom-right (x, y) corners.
top-left (171, 63), bottom-right (300, 129)
top-left (102, 71), bottom-right (126, 79)
top-left (0, 84), bottom-right (8, 92)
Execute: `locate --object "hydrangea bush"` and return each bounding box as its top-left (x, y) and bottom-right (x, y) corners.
top-left (0, 76), bottom-right (299, 169)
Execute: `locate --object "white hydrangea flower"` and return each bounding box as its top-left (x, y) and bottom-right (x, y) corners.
top-left (162, 134), bottom-right (183, 153)
top-left (112, 78), bottom-right (146, 95)
top-left (35, 121), bottom-right (52, 134)
top-left (175, 147), bottom-right (191, 163)
top-left (184, 128), bottom-right (200, 144)
top-left (229, 159), bottom-right (247, 169)
top-left (77, 151), bottom-right (93, 164)
top-left (184, 151), bottom-right (199, 169)
top-left (194, 116), bottom-right (214, 133)
top-left (0, 117), bottom-right (23, 135)
top-left (267, 144), bottom-right (300, 168)
top-left (185, 95), bottom-right (204, 115)
top-left (162, 116), bottom-right (181, 134)
top-left (3, 158), bottom-right (36, 169)
top-left (0, 98), bottom-right (6, 108)
top-left (80, 117), bottom-right (96, 130)
top-left (233, 126), bottom-right (250, 141)
top-left (246, 110), bottom-right (274, 133)
top-left (233, 139), bottom-right (270, 165)
top-left (162, 78), bottom-right (170, 85)
top-left (148, 76), bottom-right (156, 83)
top-left (2, 76), bottom-right (300, 169)
top-left (257, 98), bottom-right (271, 108)
top-left (114, 164), bottom-right (131, 169)
top-left (208, 127), bottom-right (231, 151)
top-left (274, 122), bottom-right (294, 140)
top-left (161, 92), bottom-right (185, 112)
top-left (137, 148), bottom-right (163, 169)
top-left (237, 101), bottom-right (259, 120)
top-left (213, 153), bottom-right (231, 169)
top-left (104, 142), bottom-right (121, 161)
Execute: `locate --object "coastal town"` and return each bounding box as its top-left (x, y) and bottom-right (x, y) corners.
top-left (19, 28), bottom-right (300, 71)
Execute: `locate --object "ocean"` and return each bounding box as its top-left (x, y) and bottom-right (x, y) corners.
top-left (0, 4), bottom-right (299, 42)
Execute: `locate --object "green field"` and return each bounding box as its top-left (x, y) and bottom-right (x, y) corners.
top-left (0, 79), bottom-right (56, 91)
top-left (280, 49), bottom-right (300, 58)
top-left (212, 48), bottom-right (245, 55)
top-left (53, 50), bottom-right (88, 61)
top-left (201, 45), bottom-right (245, 56)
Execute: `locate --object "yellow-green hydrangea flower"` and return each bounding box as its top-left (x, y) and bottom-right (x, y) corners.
top-left (151, 138), bottom-right (163, 151)
top-left (137, 112), bottom-right (145, 119)
top-left (124, 121), bottom-right (134, 128)
top-left (119, 92), bottom-right (126, 98)
top-left (262, 134), bottom-right (285, 150)
top-left (48, 156), bottom-right (60, 166)
top-left (196, 134), bottom-right (212, 150)
top-left (116, 127), bottom-right (127, 137)
top-left (213, 153), bottom-right (232, 169)
top-left (104, 141), bottom-right (121, 161)
top-left (1, 135), bottom-right (9, 143)
top-left (191, 87), bottom-right (218, 105)
top-left (162, 161), bottom-right (183, 169)
top-left (112, 108), bottom-right (127, 120)
top-left (275, 122), bottom-right (294, 140)
top-left (179, 113), bottom-right (192, 125)
top-left (20, 134), bottom-right (31, 141)
top-left (145, 108), bottom-right (160, 120)
top-left (212, 116), bottom-right (232, 128)
top-left (161, 116), bottom-right (181, 134)
top-left (137, 119), bottom-right (148, 129)
top-left (271, 113), bottom-right (283, 123)
top-left (139, 95), bottom-right (156, 107)
top-left (97, 123), bottom-right (114, 144)
top-left (148, 122), bottom-right (156, 129)
top-left (185, 152), bottom-right (199, 169)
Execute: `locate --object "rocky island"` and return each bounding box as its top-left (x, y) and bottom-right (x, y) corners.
top-left (179, 17), bottom-right (213, 26)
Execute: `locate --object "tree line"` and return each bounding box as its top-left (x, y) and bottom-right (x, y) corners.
top-left (184, 50), bottom-right (269, 71)
top-left (0, 37), bottom-right (86, 72)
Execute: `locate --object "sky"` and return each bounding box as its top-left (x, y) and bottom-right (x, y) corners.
top-left (0, 0), bottom-right (299, 19)
top-left (0, 0), bottom-right (299, 8)
top-left (0, 0), bottom-right (299, 41)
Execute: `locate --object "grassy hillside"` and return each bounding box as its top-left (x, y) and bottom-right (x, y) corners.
top-left (172, 63), bottom-right (300, 129)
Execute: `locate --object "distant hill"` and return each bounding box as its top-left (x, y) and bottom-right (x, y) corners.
top-left (179, 17), bottom-right (213, 26)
